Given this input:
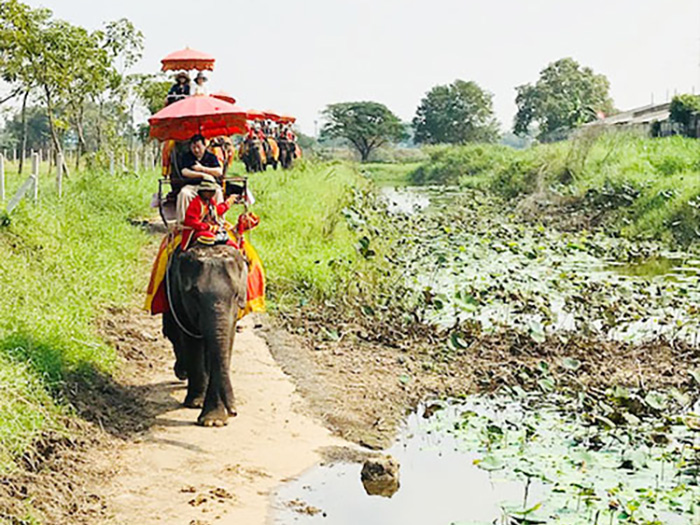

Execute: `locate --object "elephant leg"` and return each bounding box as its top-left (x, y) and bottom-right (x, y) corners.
top-left (163, 311), bottom-right (188, 380)
top-left (197, 308), bottom-right (237, 427)
top-left (184, 336), bottom-right (207, 408)
top-left (164, 311), bottom-right (209, 408)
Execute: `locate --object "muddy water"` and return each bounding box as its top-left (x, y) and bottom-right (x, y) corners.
top-left (271, 403), bottom-right (545, 525)
top-left (272, 396), bottom-right (700, 525)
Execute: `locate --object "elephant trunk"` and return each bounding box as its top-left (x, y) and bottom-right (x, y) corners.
top-left (199, 298), bottom-right (238, 421)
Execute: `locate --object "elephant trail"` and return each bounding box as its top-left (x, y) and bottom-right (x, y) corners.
top-left (95, 310), bottom-right (344, 525)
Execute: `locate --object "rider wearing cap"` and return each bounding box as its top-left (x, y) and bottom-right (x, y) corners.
top-left (182, 175), bottom-right (237, 249)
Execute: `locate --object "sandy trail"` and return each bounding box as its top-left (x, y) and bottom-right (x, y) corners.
top-left (99, 314), bottom-right (344, 525)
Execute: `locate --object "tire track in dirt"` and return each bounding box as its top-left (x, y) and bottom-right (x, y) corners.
top-left (97, 312), bottom-right (345, 525)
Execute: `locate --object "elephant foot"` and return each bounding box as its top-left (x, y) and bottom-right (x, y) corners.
top-left (174, 361), bottom-right (188, 381)
top-left (183, 394), bottom-right (204, 409)
top-left (196, 403), bottom-right (237, 427)
top-left (197, 407), bottom-right (229, 427)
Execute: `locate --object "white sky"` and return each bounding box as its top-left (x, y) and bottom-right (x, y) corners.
top-left (24, 0), bottom-right (700, 135)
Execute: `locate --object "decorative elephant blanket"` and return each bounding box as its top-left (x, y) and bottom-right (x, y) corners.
top-left (145, 229), bottom-right (265, 318)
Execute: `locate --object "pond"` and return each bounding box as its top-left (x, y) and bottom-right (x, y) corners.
top-left (272, 394), bottom-right (700, 524)
top-left (270, 183), bottom-right (700, 525)
top-left (380, 186), bottom-right (700, 345)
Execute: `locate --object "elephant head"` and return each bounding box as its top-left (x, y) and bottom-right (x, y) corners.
top-left (163, 244), bottom-right (248, 426)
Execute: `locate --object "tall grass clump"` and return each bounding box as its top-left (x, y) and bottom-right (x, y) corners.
top-left (0, 167), bottom-right (154, 471)
top-left (249, 160), bottom-right (413, 322)
top-left (409, 131), bottom-right (700, 243)
top-left (249, 161), bottom-right (368, 310)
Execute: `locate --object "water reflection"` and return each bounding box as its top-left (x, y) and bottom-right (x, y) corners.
top-left (272, 404), bottom-right (544, 525)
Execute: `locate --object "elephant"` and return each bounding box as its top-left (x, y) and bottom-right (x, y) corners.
top-left (278, 137), bottom-right (296, 169)
top-left (163, 243), bottom-right (248, 426)
top-left (239, 138), bottom-right (265, 173)
top-left (264, 137), bottom-right (280, 170)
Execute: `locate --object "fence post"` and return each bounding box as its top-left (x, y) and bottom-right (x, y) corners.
top-left (56, 153), bottom-right (63, 198)
top-left (109, 153), bottom-right (115, 175)
top-left (0, 153), bottom-right (5, 201)
top-left (32, 152), bottom-right (39, 202)
top-left (133, 150), bottom-right (140, 173)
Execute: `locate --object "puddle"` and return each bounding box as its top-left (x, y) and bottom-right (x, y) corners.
top-left (272, 402), bottom-right (546, 525)
top-left (380, 186), bottom-right (430, 215)
top-left (273, 395), bottom-right (700, 525)
top-left (608, 255), bottom-right (700, 280)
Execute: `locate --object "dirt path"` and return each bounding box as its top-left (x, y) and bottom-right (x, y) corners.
top-left (97, 313), bottom-right (345, 525)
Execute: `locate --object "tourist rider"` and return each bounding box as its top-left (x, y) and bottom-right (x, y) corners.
top-left (193, 72), bottom-right (209, 96)
top-left (166, 72), bottom-right (191, 105)
top-left (174, 134), bottom-right (223, 224)
top-left (181, 174), bottom-right (237, 249)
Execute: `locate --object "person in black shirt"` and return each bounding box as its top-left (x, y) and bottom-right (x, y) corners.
top-left (166, 72), bottom-right (191, 105)
top-left (174, 134), bottom-right (223, 224)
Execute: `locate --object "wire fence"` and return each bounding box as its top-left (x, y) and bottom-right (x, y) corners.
top-left (0, 148), bottom-right (160, 214)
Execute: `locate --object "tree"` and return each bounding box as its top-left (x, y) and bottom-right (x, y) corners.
top-left (669, 94), bottom-right (700, 136)
top-left (514, 57), bottom-right (614, 141)
top-left (0, 2), bottom-right (144, 170)
top-left (3, 105), bottom-right (51, 152)
top-left (412, 80), bottom-right (499, 144)
top-left (0, 0), bottom-right (52, 172)
top-left (131, 74), bottom-right (170, 115)
top-left (320, 102), bottom-right (404, 162)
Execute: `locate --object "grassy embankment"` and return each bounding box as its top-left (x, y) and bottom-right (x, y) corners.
top-left (248, 160), bottom-right (403, 316)
top-left (409, 132), bottom-right (700, 244)
top-left (0, 161), bottom-right (153, 472)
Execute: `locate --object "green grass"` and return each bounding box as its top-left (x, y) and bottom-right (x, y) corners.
top-left (408, 132), bottom-right (700, 243)
top-left (359, 162), bottom-right (417, 186)
top-left (0, 163), bottom-right (154, 471)
top-left (247, 160), bottom-right (371, 311)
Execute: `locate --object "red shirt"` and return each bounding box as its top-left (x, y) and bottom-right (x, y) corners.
top-left (183, 195), bottom-right (231, 233)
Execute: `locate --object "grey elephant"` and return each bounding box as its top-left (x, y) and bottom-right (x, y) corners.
top-left (163, 243), bottom-right (247, 426)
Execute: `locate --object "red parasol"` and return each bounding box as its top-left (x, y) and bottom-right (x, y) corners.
top-left (245, 109), bottom-right (266, 121)
top-left (278, 114), bottom-right (297, 124)
top-left (149, 95), bottom-right (248, 141)
top-left (212, 91), bottom-right (237, 105)
top-left (262, 110), bottom-right (281, 122)
top-left (161, 47), bottom-right (215, 72)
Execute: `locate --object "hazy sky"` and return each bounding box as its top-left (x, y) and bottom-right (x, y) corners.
top-left (27, 0), bottom-right (700, 135)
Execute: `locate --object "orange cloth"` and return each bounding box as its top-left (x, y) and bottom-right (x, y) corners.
top-left (145, 214), bottom-right (265, 319)
top-left (162, 140), bottom-right (175, 176)
top-left (239, 238), bottom-right (266, 318)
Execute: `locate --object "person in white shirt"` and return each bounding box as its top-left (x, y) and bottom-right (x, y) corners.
top-left (193, 72), bottom-right (209, 95)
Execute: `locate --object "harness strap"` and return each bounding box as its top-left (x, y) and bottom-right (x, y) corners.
top-left (165, 254), bottom-right (203, 339)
